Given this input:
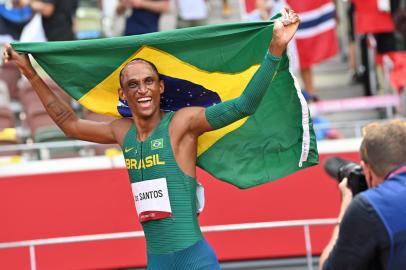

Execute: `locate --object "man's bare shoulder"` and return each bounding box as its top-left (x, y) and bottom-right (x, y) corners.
top-left (110, 118), bottom-right (133, 145)
top-left (170, 106), bottom-right (211, 136)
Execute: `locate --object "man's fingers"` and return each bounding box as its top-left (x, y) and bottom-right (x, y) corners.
top-left (2, 44), bottom-right (13, 59)
top-left (279, 8), bottom-right (300, 26)
top-left (2, 45), bottom-right (10, 64)
top-left (292, 14), bottom-right (300, 24)
top-left (6, 47), bottom-right (13, 59)
top-left (281, 7), bottom-right (288, 17)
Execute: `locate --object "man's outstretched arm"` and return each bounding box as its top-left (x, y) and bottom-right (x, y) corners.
top-left (3, 45), bottom-right (117, 144)
top-left (204, 51), bottom-right (280, 130)
top-left (181, 8), bottom-right (300, 136)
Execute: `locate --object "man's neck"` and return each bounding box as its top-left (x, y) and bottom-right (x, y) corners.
top-left (133, 111), bottom-right (165, 141)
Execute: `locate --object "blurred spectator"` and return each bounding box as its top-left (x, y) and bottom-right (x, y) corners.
top-left (346, 2), bottom-right (362, 85)
top-left (99, 0), bottom-right (124, 37)
top-left (0, 0), bottom-right (33, 42)
top-left (28, 0), bottom-right (78, 41)
top-left (222, 0), bottom-right (231, 17)
top-left (352, 0), bottom-right (398, 95)
top-left (312, 116), bottom-right (341, 140)
top-left (247, 0), bottom-right (272, 21)
top-left (175, 0), bottom-right (208, 28)
top-left (247, 0), bottom-right (299, 72)
top-left (300, 68), bottom-right (317, 100)
top-left (0, 80), bottom-right (10, 107)
top-left (287, 0), bottom-right (339, 101)
top-left (393, 0), bottom-right (406, 49)
top-left (116, 0), bottom-right (169, 36)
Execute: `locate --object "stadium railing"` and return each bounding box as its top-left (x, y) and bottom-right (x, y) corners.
top-left (0, 218), bottom-right (338, 270)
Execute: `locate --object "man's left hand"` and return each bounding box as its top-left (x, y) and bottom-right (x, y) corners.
top-left (269, 8), bottom-right (300, 57)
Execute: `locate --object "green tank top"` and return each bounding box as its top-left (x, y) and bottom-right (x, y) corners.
top-left (122, 112), bottom-right (203, 254)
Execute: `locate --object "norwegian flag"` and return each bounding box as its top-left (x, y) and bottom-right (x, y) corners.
top-left (286, 0), bottom-right (338, 68)
top-left (239, 0), bottom-right (338, 68)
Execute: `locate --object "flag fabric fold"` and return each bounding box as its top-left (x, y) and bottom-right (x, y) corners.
top-left (12, 20), bottom-right (319, 189)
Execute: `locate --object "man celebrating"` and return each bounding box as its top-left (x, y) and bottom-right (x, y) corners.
top-left (4, 8), bottom-right (300, 270)
top-left (320, 121), bottom-right (406, 270)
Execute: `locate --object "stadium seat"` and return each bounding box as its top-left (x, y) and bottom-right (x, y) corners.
top-left (0, 106), bottom-right (19, 156)
top-left (17, 77), bottom-right (81, 158)
top-left (19, 77), bottom-right (72, 107)
top-left (19, 77), bottom-right (72, 138)
top-left (82, 109), bottom-right (121, 155)
top-left (0, 106), bottom-right (14, 128)
top-left (0, 80), bottom-right (10, 107)
top-left (34, 125), bottom-right (66, 142)
top-left (82, 108), bottom-right (116, 122)
top-left (75, 6), bottom-right (103, 39)
top-left (32, 119), bottom-right (80, 159)
top-left (45, 78), bottom-right (72, 104)
top-left (28, 113), bottom-right (59, 136)
top-left (0, 62), bottom-right (21, 100)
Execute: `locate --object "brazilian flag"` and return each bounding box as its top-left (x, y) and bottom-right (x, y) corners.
top-left (12, 20), bottom-right (318, 189)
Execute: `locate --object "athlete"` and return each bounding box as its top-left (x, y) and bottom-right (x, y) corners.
top-left (4, 8), bottom-right (300, 270)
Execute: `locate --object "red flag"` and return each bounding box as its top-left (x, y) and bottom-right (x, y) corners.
top-left (352, 0), bottom-right (394, 34)
top-left (287, 0), bottom-right (338, 68)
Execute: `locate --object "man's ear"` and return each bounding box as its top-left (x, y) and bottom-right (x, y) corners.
top-left (361, 161), bottom-right (383, 187)
top-left (159, 80), bottom-right (164, 94)
top-left (361, 161), bottom-right (373, 188)
top-left (118, 88), bottom-right (126, 100)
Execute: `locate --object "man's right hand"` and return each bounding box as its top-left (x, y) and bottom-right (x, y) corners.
top-left (3, 44), bottom-right (37, 79)
top-left (339, 177), bottom-right (354, 201)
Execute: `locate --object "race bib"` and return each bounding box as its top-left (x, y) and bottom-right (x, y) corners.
top-left (131, 178), bottom-right (172, 222)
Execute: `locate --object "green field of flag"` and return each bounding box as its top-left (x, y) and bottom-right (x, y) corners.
top-left (12, 20), bottom-right (319, 188)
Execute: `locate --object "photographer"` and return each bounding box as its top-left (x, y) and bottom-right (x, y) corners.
top-left (319, 121), bottom-right (406, 270)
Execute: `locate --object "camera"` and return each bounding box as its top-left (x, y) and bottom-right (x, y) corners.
top-left (323, 157), bottom-right (368, 195)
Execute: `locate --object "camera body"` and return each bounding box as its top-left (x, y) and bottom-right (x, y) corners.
top-left (324, 157), bottom-right (368, 195)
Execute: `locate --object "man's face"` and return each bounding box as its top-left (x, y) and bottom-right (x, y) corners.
top-left (120, 61), bottom-right (163, 119)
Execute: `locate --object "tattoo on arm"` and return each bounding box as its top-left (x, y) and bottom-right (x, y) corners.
top-left (46, 100), bottom-right (74, 126)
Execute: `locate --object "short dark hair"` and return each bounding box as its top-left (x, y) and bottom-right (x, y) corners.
top-left (119, 58), bottom-right (160, 88)
top-left (360, 121), bottom-right (406, 177)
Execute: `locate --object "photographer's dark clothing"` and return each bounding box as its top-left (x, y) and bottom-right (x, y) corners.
top-left (40, 0), bottom-right (78, 41)
top-left (323, 195), bottom-right (389, 270)
top-left (0, 4), bottom-right (33, 40)
top-left (124, 0), bottom-right (168, 36)
top-left (323, 166), bottom-right (406, 270)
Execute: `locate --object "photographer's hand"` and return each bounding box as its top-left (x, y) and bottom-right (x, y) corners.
top-left (338, 178), bottom-right (353, 221)
top-left (319, 178), bottom-right (353, 269)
